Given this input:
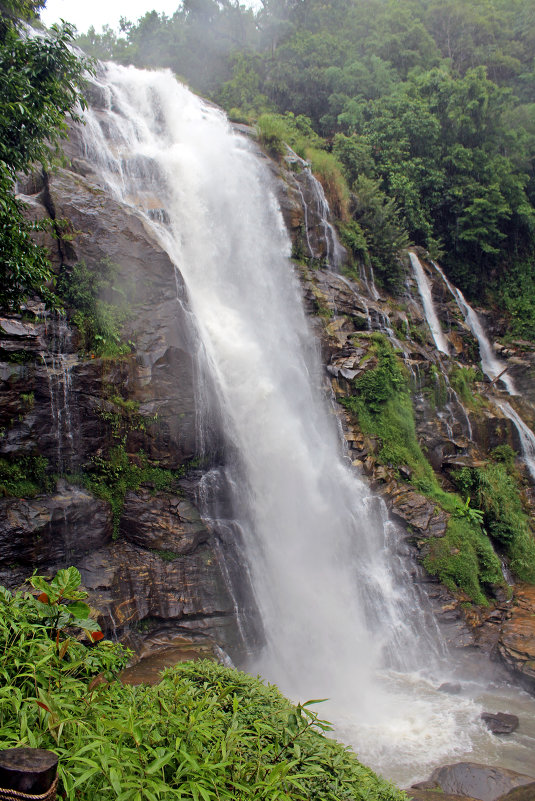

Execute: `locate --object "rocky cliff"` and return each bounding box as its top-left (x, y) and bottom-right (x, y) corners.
top-left (2, 102), bottom-right (535, 686)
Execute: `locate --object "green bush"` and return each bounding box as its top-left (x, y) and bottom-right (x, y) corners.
top-left (56, 259), bottom-right (132, 358)
top-left (256, 114), bottom-right (288, 156)
top-left (450, 459), bottom-right (535, 583)
top-left (0, 572), bottom-right (406, 801)
top-left (341, 335), bottom-right (439, 493)
top-left (449, 366), bottom-right (482, 409)
top-left (304, 147), bottom-right (350, 221)
top-left (476, 463), bottom-right (535, 582)
top-left (83, 447), bottom-right (179, 538)
top-left (423, 516), bottom-right (503, 605)
top-left (0, 452), bottom-right (53, 497)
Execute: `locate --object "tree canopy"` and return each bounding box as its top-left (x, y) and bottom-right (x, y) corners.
top-left (75, 0), bottom-right (535, 327)
top-left (0, 0), bottom-right (87, 309)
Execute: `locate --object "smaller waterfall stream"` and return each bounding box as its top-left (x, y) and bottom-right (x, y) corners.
top-left (41, 313), bottom-right (77, 474)
top-left (430, 262), bottom-right (535, 481)
top-left (432, 262), bottom-right (516, 395)
top-left (495, 400), bottom-right (535, 481)
top-left (409, 253), bottom-right (449, 354)
top-left (286, 149), bottom-right (345, 270)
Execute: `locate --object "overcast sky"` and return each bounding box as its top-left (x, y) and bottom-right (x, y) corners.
top-left (40, 0), bottom-right (181, 33)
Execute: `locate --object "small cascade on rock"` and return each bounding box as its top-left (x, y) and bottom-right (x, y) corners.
top-left (41, 312), bottom-right (77, 474)
top-left (430, 261), bottom-right (535, 480)
top-left (359, 263), bottom-right (380, 301)
top-left (432, 261), bottom-right (516, 395)
top-left (495, 399), bottom-right (535, 481)
top-left (409, 252), bottom-right (449, 355)
top-left (286, 148), bottom-right (345, 270)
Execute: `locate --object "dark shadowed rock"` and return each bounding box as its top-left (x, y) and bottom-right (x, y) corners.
top-left (439, 682), bottom-right (462, 694)
top-left (429, 763), bottom-right (535, 801)
top-left (495, 783), bottom-right (535, 801)
top-left (0, 482), bottom-right (111, 575)
top-left (481, 712), bottom-right (519, 734)
top-left (120, 489), bottom-right (209, 554)
top-left (78, 539), bottom-right (238, 653)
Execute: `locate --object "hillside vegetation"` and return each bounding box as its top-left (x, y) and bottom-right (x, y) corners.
top-left (77, 0), bottom-right (535, 337)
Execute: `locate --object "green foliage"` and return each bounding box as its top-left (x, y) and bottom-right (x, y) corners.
top-left (0, 12), bottom-right (88, 310)
top-left (423, 516), bottom-right (503, 605)
top-left (256, 113), bottom-right (287, 156)
top-left (475, 463), bottom-right (535, 582)
top-left (28, 567), bottom-right (102, 639)
top-left (0, 576), bottom-right (406, 801)
top-left (56, 260), bottom-right (132, 357)
top-left (450, 458), bottom-right (535, 583)
top-left (305, 147), bottom-right (349, 221)
top-left (83, 447), bottom-right (180, 539)
top-left (341, 336), bottom-right (439, 492)
top-left (449, 366), bottom-right (482, 409)
top-left (0, 452), bottom-right (53, 497)
top-left (499, 260), bottom-right (535, 340)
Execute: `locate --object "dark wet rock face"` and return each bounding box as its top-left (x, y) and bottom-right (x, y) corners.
top-left (1, 136), bottom-right (240, 661)
top-left (498, 585), bottom-right (535, 690)
top-left (428, 763), bottom-right (535, 801)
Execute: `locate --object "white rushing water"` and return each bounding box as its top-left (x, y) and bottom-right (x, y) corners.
top-left (495, 400), bottom-right (535, 481)
top-left (75, 64), bottom-right (535, 784)
top-left (432, 261), bottom-right (516, 395)
top-left (430, 262), bottom-right (535, 482)
top-left (409, 252), bottom-right (450, 355)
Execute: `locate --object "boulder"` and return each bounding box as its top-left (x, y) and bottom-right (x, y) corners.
top-left (481, 713), bottom-right (519, 734)
top-left (429, 763), bottom-right (535, 801)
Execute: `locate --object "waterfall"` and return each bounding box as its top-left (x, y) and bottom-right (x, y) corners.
top-left (495, 400), bottom-right (535, 481)
top-left (430, 263), bottom-right (535, 481)
top-left (286, 148), bottom-right (345, 270)
top-left (409, 252), bottom-right (449, 355)
top-left (41, 312), bottom-right (77, 474)
top-left (75, 64), bottom-right (511, 784)
top-left (432, 261), bottom-right (516, 395)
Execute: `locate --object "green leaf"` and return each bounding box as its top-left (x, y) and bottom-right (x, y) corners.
top-left (109, 767), bottom-right (122, 794)
top-left (66, 600), bottom-right (91, 619)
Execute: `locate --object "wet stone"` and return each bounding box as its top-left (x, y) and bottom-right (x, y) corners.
top-left (481, 712), bottom-right (519, 734)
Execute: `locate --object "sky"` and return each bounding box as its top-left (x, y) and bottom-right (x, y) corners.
top-left (40, 0), bottom-right (180, 33)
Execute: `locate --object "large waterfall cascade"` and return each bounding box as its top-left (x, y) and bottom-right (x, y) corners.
top-left (75, 64), bottom-right (535, 785)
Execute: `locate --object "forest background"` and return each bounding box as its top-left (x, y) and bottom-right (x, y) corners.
top-left (77, 0), bottom-right (535, 340)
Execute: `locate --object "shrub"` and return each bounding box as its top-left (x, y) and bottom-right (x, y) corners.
top-left (304, 147), bottom-right (350, 221)
top-left (0, 571), bottom-right (406, 801)
top-left (83, 447), bottom-right (179, 538)
top-left (423, 517), bottom-right (503, 605)
top-left (0, 452), bottom-right (53, 497)
top-left (56, 259), bottom-right (132, 357)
